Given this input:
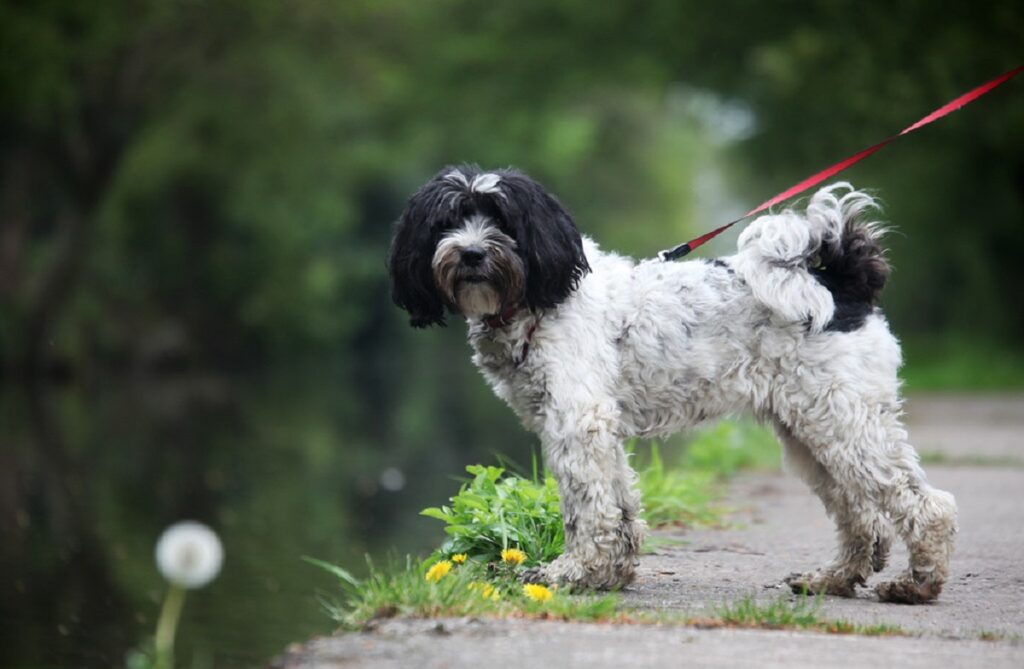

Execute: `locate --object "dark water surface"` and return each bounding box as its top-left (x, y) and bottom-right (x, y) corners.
top-left (1, 363), bottom-right (533, 668)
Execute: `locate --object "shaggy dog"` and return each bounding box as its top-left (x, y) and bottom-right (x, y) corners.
top-left (388, 165), bottom-right (957, 603)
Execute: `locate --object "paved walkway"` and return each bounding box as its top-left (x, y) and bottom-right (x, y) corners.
top-left (273, 394), bottom-right (1024, 668)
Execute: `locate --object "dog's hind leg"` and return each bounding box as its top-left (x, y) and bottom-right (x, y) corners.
top-left (868, 410), bottom-right (957, 603)
top-left (782, 402), bottom-right (956, 604)
top-left (775, 422), bottom-right (889, 597)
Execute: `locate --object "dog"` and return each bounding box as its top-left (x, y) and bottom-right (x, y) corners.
top-left (387, 165), bottom-right (957, 603)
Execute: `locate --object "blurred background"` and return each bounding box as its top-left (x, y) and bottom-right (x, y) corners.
top-left (1, 1), bottom-right (1022, 667)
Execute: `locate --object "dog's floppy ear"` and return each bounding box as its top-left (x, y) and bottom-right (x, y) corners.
top-left (491, 170), bottom-right (590, 310)
top-left (387, 174), bottom-right (460, 328)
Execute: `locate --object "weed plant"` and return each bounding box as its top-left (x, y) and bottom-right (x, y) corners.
top-left (421, 464), bottom-right (563, 566)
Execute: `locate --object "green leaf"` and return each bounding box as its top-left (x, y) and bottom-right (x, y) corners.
top-left (302, 556), bottom-right (361, 588)
top-left (420, 507), bottom-right (451, 521)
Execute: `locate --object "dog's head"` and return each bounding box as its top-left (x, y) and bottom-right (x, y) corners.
top-left (388, 165), bottom-right (590, 327)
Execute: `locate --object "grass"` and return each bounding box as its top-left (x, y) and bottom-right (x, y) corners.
top-left (634, 419), bottom-right (779, 527)
top-left (306, 555), bottom-right (908, 639)
top-left (633, 444), bottom-right (721, 527)
top-left (678, 420), bottom-right (781, 476)
top-left (706, 595), bottom-right (905, 636)
top-left (305, 555), bottom-right (620, 630)
top-left (918, 451), bottom-right (1024, 468)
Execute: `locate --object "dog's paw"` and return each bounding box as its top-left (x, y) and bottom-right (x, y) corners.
top-left (519, 554), bottom-right (635, 591)
top-left (875, 571), bottom-right (942, 604)
top-left (784, 570), bottom-right (858, 598)
top-left (519, 555), bottom-right (586, 588)
top-left (519, 566), bottom-right (549, 585)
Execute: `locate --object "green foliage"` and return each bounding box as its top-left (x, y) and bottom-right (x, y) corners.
top-left (421, 464), bottom-right (564, 566)
top-left (421, 422), bottom-right (783, 565)
top-left (901, 336), bottom-right (1024, 391)
top-left (632, 444), bottom-right (721, 528)
top-left (680, 420), bottom-right (781, 477)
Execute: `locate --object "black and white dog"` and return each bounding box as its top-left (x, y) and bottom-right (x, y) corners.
top-left (388, 165), bottom-right (956, 603)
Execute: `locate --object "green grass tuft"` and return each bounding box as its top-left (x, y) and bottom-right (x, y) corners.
top-left (306, 554), bottom-right (618, 629)
top-left (716, 594), bottom-right (821, 629)
top-left (713, 595), bottom-right (905, 636)
top-left (633, 443), bottom-right (722, 527)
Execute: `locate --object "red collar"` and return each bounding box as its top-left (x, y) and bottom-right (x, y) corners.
top-left (483, 306), bottom-right (522, 329)
top-left (482, 307), bottom-right (538, 367)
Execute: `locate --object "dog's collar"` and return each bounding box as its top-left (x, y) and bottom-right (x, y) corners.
top-left (483, 306), bottom-right (522, 329)
top-left (481, 307), bottom-right (538, 367)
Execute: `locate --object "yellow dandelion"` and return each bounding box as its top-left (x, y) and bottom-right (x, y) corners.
top-left (523, 583), bottom-right (553, 602)
top-left (425, 560), bottom-right (452, 582)
top-left (500, 548), bottom-right (526, 565)
top-left (481, 584), bottom-right (500, 601)
top-left (451, 553), bottom-right (467, 565)
top-left (468, 581), bottom-right (500, 601)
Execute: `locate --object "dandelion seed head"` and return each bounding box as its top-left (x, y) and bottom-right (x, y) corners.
top-left (155, 521), bottom-right (224, 589)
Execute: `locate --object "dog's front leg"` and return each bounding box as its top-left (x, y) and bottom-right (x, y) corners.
top-left (523, 400), bottom-right (645, 590)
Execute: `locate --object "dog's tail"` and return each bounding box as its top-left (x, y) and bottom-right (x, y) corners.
top-left (734, 183), bottom-right (890, 333)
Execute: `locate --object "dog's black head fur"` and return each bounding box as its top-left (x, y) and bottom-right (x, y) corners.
top-left (388, 165), bottom-right (590, 327)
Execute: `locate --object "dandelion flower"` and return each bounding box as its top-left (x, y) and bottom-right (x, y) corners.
top-left (155, 521), bottom-right (224, 589)
top-left (451, 553), bottom-right (467, 565)
top-left (425, 560), bottom-right (453, 582)
top-left (523, 583), bottom-right (553, 602)
top-left (468, 582), bottom-right (500, 601)
top-left (500, 548), bottom-right (526, 566)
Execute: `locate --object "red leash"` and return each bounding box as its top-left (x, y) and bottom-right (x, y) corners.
top-left (658, 65), bottom-right (1023, 262)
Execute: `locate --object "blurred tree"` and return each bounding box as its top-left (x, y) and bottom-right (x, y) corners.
top-left (1, 0), bottom-right (1021, 375)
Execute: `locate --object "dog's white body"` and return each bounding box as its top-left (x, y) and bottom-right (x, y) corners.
top-left (469, 189), bottom-right (955, 599)
top-left (390, 170), bottom-right (957, 602)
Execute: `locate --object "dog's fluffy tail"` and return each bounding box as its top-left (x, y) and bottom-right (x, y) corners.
top-left (734, 183), bottom-right (889, 333)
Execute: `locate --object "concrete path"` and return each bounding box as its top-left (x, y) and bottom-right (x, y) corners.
top-left (272, 394), bottom-right (1024, 668)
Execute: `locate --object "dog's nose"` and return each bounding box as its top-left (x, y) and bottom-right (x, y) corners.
top-left (461, 247), bottom-right (486, 267)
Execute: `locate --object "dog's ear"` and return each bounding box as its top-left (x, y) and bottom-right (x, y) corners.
top-left (387, 173), bottom-right (461, 328)
top-left (490, 170), bottom-right (590, 310)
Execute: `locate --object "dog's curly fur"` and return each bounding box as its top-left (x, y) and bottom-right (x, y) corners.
top-left (388, 165), bottom-right (957, 602)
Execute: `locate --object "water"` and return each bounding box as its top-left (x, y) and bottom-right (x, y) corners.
top-left (1, 359), bottom-right (534, 668)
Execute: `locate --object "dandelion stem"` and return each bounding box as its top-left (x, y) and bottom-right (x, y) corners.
top-left (155, 585), bottom-right (186, 669)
